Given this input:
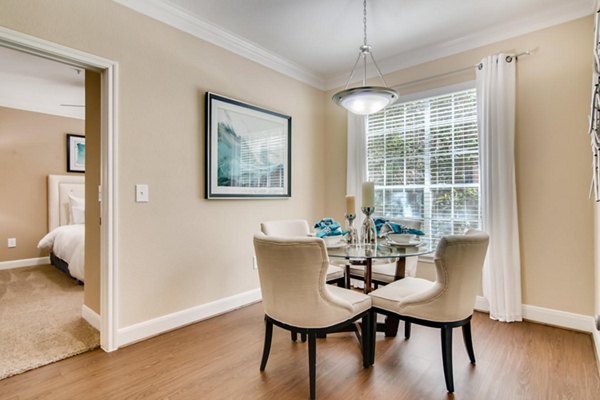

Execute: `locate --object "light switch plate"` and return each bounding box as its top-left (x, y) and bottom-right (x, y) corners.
top-left (135, 184), bottom-right (149, 202)
top-left (8, 238), bottom-right (16, 248)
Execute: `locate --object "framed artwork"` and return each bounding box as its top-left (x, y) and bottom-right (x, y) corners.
top-left (205, 92), bottom-right (291, 199)
top-left (66, 134), bottom-right (85, 173)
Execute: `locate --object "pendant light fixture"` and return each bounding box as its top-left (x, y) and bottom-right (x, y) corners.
top-left (332, 0), bottom-right (398, 115)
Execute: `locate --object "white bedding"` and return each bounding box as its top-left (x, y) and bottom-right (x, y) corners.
top-left (38, 224), bottom-right (85, 282)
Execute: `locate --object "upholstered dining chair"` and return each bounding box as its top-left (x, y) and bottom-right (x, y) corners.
top-left (253, 234), bottom-right (373, 400)
top-left (260, 219), bottom-right (345, 287)
top-left (367, 229), bottom-right (489, 393)
top-left (349, 217), bottom-right (423, 288)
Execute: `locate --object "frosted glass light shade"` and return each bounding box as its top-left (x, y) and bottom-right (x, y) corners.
top-left (332, 86), bottom-right (398, 115)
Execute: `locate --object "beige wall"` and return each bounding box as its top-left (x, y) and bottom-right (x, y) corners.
top-left (84, 70), bottom-right (101, 313)
top-left (0, 106), bottom-right (84, 262)
top-left (0, 1), bottom-right (594, 330)
top-left (0, 0), bottom-right (326, 327)
top-left (325, 17), bottom-right (595, 315)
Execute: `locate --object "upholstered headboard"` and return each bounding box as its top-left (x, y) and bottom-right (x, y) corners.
top-left (48, 174), bottom-right (85, 231)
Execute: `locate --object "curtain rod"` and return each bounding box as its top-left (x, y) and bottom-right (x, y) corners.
top-left (393, 50), bottom-right (532, 89)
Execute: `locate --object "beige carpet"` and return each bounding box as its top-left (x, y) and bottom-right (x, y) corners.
top-left (0, 264), bottom-right (99, 380)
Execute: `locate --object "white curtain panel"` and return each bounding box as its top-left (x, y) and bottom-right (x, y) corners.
top-left (476, 54), bottom-right (522, 322)
top-left (346, 113), bottom-right (367, 217)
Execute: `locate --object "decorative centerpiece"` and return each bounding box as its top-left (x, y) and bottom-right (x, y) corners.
top-left (361, 182), bottom-right (376, 244)
top-left (345, 195), bottom-right (358, 244)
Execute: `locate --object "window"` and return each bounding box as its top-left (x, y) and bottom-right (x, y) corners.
top-left (366, 86), bottom-right (480, 240)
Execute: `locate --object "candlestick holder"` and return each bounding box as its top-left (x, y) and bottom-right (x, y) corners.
top-left (345, 213), bottom-right (357, 245)
top-left (361, 206), bottom-right (376, 244)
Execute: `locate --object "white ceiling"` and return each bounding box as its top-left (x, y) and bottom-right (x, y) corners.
top-left (0, 46), bottom-right (85, 119)
top-left (117, 0), bottom-right (595, 89)
top-left (0, 0), bottom-right (593, 113)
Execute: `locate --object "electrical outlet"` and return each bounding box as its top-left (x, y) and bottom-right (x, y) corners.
top-left (252, 256), bottom-right (258, 270)
top-left (7, 238), bottom-right (16, 248)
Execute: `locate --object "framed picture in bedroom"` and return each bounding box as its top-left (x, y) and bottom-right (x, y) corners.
top-left (205, 92), bottom-right (291, 199)
top-left (66, 134), bottom-right (85, 173)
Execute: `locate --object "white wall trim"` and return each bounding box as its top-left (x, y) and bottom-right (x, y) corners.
top-left (325, 1), bottom-right (595, 89)
top-left (117, 288), bottom-right (262, 348)
top-left (82, 304), bottom-right (101, 331)
top-left (474, 296), bottom-right (596, 333)
top-left (0, 256), bottom-right (50, 271)
top-left (592, 329), bottom-right (600, 376)
top-left (114, 1), bottom-right (593, 92)
top-left (113, 0), bottom-right (324, 89)
top-left (0, 26), bottom-right (120, 352)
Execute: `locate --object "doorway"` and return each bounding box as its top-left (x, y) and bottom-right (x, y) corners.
top-left (0, 26), bottom-right (118, 351)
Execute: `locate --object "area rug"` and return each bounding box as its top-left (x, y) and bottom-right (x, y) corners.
top-left (0, 264), bottom-right (99, 380)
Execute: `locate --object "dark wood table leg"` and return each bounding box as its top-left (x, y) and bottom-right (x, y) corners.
top-left (364, 258), bottom-right (372, 294)
top-left (345, 263), bottom-right (351, 289)
top-left (394, 257), bottom-right (406, 280)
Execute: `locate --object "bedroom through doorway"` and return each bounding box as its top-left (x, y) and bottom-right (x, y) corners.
top-left (0, 45), bottom-right (102, 380)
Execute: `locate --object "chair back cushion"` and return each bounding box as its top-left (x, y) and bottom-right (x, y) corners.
top-left (253, 234), bottom-right (364, 328)
top-left (398, 229), bottom-right (489, 322)
top-left (260, 219), bottom-right (310, 237)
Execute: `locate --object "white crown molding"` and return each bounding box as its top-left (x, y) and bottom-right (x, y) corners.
top-left (113, 0), bottom-right (325, 90)
top-left (0, 257), bottom-right (50, 271)
top-left (325, 0), bottom-right (596, 90)
top-left (114, 0), bottom-right (594, 92)
top-left (117, 288), bottom-right (262, 348)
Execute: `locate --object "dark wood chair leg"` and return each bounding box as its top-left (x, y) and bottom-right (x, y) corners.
top-left (384, 315), bottom-right (400, 337)
top-left (301, 333), bottom-right (307, 342)
top-left (260, 319), bottom-right (273, 371)
top-left (291, 330), bottom-right (298, 342)
top-left (361, 313), bottom-right (371, 368)
top-left (404, 321), bottom-right (411, 339)
top-left (369, 310), bottom-right (377, 366)
top-left (441, 326), bottom-right (454, 393)
top-left (308, 333), bottom-right (317, 400)
top-left (462, 320), bottom-right (476, 364)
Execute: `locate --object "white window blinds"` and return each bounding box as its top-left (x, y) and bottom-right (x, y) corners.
top-left (366, 88), bottom-right (480, 240)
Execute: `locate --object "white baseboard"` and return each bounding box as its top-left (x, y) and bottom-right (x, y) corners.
top-left (474, 296), bottom-right (595, 332)
top-left (593, 329), bottom-right (600, 377)
top-left (82, 304), bottom-right (101, 331)
top-left (0, 256), bottom-right (50, 271)
top-left (474, 295), bottom-right (490, 312)
top-left (117, 288), bottom-right (262, 348)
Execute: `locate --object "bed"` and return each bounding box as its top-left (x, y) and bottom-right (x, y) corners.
top-left (37, 174), bottom-right (85, 282)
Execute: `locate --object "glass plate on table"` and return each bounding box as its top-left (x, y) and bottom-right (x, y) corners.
top-left (326, 242), bottom-right (346, 249)
top-left (385, 238), bottom-right (423, 247)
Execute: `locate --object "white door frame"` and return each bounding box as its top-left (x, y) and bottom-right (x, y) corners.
top-left (0, 26), bottom-right (119, 351)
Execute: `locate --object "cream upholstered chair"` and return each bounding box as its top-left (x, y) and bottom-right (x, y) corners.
top-left (254, 234), bottom-right (373, 400)
top-left (349, 217), bottom-right (423, 287)
top-left (368, 229), bottom-right (489, 393)
top-left (260, 219), bottom-right (345, 287)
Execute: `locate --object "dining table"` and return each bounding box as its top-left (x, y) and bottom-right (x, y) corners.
top-left (327, 239), bottom-right (435, 336)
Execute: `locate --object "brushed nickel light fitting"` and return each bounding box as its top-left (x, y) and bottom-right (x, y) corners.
top-left (332, 0), bottom-right (398, 115)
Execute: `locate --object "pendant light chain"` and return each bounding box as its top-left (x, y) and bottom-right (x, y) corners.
top-left (363, 0), bottom-right (368, 46)
top-left (363, 0), bottom-right (368, 85)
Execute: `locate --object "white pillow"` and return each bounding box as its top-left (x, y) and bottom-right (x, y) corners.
top-left (69, 195), bottom-right (85, 224)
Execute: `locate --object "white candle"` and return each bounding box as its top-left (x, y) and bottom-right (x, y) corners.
top-left (345, 195), bottom-right (355, 215)
top-left (362, 182), bottom-right (375, 208)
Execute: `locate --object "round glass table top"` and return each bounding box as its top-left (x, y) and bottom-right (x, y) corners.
top-left (326, 239), bottom-right (435, 260)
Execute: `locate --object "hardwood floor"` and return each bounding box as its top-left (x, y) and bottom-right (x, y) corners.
top-left (1, 302), bottom-right (599, 399)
